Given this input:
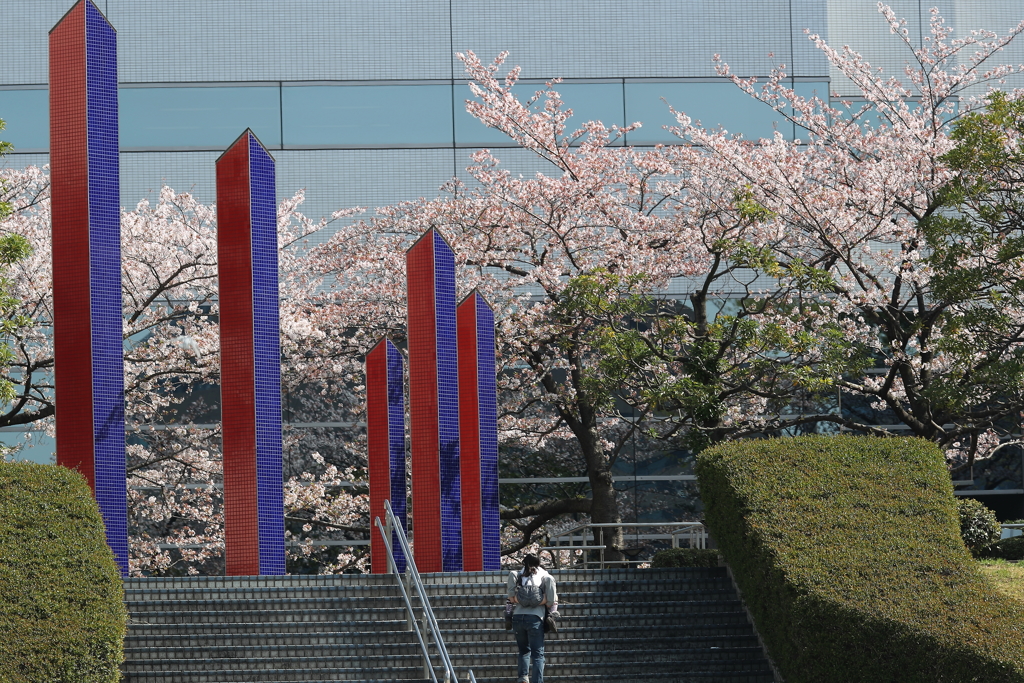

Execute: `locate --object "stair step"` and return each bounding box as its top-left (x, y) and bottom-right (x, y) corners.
top-left (122, 567), bottom-right (776, 683)
top-left (127, 607), bottom-right (407, 624)
top-left (126, 596), bottom-right (409, 612)
top-left (124, 581), bottom-right (734, 603)
top-left (123, 667), bottom-right (430, 682)
top-left (125, 644), bottom-right (766, 665)
top-left (124, 662), bottom-right (775, 683)
top-left (456, 659), bottom-right (775, 676)
top-left (123, 654), bottom-right (428, 672)
top-left (436, 612), bottom-right (754, 628)
top-left (467, 673), bottom-right (774, 683)
top-left (124, 642), bottom-right (426, 661)
top-left (127, 632), bottom-right (759, 650)
top-left (446, 635), bottom-right (762, 650)
top-left (129, 607), bottom-right (747, 628)
top-left (125, 620), bottom-right (413, 636)
top-left (447, 647), bottom-right (770, 664)
top-left (124, 591), bottom-right (738, 614)
top-left (127, 613), bottom-right (754, 636)
top-left (123, 574), bottom-right (396, 589)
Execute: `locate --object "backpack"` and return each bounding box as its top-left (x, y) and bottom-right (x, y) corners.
top-left (515, 571), bottom-right (546, 608)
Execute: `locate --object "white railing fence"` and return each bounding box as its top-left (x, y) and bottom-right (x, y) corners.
top-left (541, 521), bottom-right (707, 570)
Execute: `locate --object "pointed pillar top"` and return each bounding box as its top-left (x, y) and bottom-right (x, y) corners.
top-left (50, 0), bottom-right (115, 34)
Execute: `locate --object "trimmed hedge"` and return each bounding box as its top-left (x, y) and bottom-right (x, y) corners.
top-left (696, 435), bottom-right (1024, 683)
top-left (959, 497), bottom-right (1002, 555)
top-left (651, 547), bottom-right (721, 568)
top-left (0, 462), bottom-right (126, 682)
top-left (980, 536), bottom-right (1024, 561)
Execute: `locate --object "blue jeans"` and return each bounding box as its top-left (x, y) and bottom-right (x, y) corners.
top-left (512, 613), bottom-right (544, 683)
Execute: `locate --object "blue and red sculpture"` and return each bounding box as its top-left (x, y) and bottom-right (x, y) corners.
top-left (407, 228), bottom-right (463, 572)
top-left (47, 1), bottom-right (499, 578)
top-left (366, 338), bottom-right (408, 573)
top-left (367, 233), bottom-right (502, 574)
top-left (217, 129), bottom-right (286, 576)
top-left (50, 0), bottom-right (128, 576)
top-left (458, 291), bottom-right (501, 571)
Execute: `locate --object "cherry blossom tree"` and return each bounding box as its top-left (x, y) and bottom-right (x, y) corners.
top-left (0, 120), bottom-right (33, 423)
top-left (315, 4), bottom-right (1024, 554)
top-left (668, 5), bottom-right (1024, 466)
top-left (0, 166), bottom-right (370, 575)
top-left (311, 50), bottom-right (822, 559)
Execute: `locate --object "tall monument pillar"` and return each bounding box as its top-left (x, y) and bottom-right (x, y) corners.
top-left (407, 229), bottom-right (462, 572)
top-left (217, 129), bottom-right (286, 576)
top-left (366, 338), bottom-right (408, 573)
top-left (50, 0), bottom-right (128, 575)
top-left (458, 291), bottom-right (501, 571)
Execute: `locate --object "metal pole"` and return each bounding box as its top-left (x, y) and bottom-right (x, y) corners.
top-left (374, 516), bottom-right (437, 683)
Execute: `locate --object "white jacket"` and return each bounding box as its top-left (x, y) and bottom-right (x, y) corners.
top-left (507, 567), bottom-right (557, 619)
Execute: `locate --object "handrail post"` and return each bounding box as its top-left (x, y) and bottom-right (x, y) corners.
top-left (384, 499), bottom-right (459, 683)
top-left (406, 571), bottom-right (415, 631)
top-left (374, 515), bottom-right (438, 683)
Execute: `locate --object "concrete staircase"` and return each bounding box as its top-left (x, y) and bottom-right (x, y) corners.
top-left (123, 567), bottom-right (776, 683)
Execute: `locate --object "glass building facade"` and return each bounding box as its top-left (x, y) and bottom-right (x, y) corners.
top-left (2, 1), bottom-right (1018, 236)
top-left (2, 0), bottom-right (1023, 514)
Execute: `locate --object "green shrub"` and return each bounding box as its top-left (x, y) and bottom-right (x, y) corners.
top-left (0, 462), bottom-right (126, 682)
top-left (696, 435), bottom-right (1024, 683)
top-left (959, 497), bottom-right (1002, 554)
top-left (979, 536), bottom-right (1024, 561)
top-left (651, 547), bottom-right (721, 568)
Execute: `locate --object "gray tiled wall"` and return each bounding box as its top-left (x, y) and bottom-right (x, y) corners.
top-left (3, 0), bottom-right (1023, 247)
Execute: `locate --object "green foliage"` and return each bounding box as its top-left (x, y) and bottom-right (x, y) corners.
top-left (888, 93), bottom-right (1024, 431)
top-left (0, 463), bottom-right (126, 682)
top-left (556, 266), bottom-right (827, 453)
top-left (945, 91), bottom-right (1024, 190)
top-left (0, 118), bottom-right (11, 222)
top-left (696, 435), bottom-right (1024, 683)
top-left (555, 268), bottom-right (731, 452)
top-left (732, 186), bottom-right (777, 226)
top-left (958, 497), bottom-right (1002, 555)
top-left (650, 547), bottom-right (720, 568)
top-left (978, 536), bottom-right (1024, 561)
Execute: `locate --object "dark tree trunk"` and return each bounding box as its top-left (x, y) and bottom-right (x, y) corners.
top-left (579, 424), bottom-right (624, 563)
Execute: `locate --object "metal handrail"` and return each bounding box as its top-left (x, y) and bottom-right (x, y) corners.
top-left (373, 515), bottom-right (437, 683)
top-left (377, 499), bottom-right (471, 683)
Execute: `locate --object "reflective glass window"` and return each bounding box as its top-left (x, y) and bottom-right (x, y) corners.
top-left (454, 81), bottom-right (625, 146)
top-left (791, 81), bottom-right (830, 139)
top-left (0, 89), bottom-right (48, 151)
top-left (624, 81), bottom-right (790, 144)
top-left (119, 86), bottom-right (281, 149)
top-left (282, 85), bottom-right (452, 147)
top-left (826, 92), bottom-right (945, 135)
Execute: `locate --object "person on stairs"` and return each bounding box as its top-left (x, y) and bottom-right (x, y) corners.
top-left (507, 553), bottom-right (557, 683)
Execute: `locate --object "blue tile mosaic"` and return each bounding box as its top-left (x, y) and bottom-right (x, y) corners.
top-left (85, 0), bottom-right (127, 576)
top-left (386, 340), bottom-right (407, 572)
top-left (433, 231), bottom-right (462, 572)
top-left (248, 132), bottom-right (286, 575)
top-left (476, 296), bottom-right (500, 570)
